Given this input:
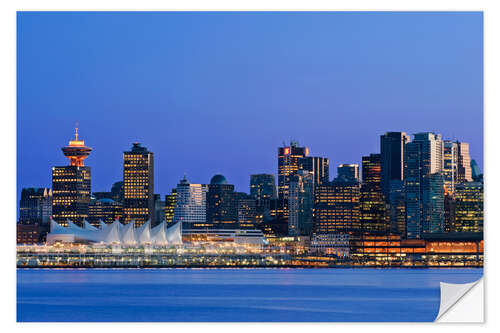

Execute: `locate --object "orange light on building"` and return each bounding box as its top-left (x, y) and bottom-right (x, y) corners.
top-left (284, 147), bottom-right (290, 155)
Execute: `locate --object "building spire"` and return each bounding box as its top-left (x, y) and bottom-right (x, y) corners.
top-left (75, 121), bottom-right (79, 141)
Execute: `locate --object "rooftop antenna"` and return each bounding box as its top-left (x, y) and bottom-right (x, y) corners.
top-left (75, 121), bottom-right (79, 141)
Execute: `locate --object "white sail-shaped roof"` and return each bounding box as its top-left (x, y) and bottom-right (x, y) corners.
top-left (102, 220), bottom-right (121, 244)
top-left (166, 221), bottom-right (182, 245)
top-left (50, 219), bottom-right (65, 233)
top-left (46, 218), bottom-right (182, 246)
top-left (135, 219), bottom-right (151, 245)
top-left (151, 221), bottom-right (168, 246)
top-left (121, 222), bottom-right (137, 245)
top-left (67, 220), bottom-right (82, 231)
top-left (84, 219), bottom-right (98, 231)
top-left (99, 220), bottom-right (108, 230)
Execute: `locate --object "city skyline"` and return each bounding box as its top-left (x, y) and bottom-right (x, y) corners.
top-left (17, 12), bottom-right (483, 201)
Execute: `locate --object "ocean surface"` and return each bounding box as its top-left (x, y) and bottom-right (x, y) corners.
top-left (17, 268), bottom-right (483, 322)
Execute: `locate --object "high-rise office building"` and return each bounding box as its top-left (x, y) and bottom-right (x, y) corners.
top-left (52, 127), bottom-right (92, 226)
top-left (88, 198), bottom-right (123, 226)
top-left (443, 140), bottom-right (458, 194)
top-left (336, 164), bottom-right (360, 182)
top-left (164, 189), bottom-right (177, 227)
top-left (174, 176), bottom-right (208, 231)
top-left (299, 156), bottom-right (330, 188)
top-left (405, 133), bottom-right (444, 239)
top-left (314, 179), bottom-right (361, 234)
top-left (123, 143), bottom-right (154, 227)
top-left (250, 174), bottom-right (277, 202)
top-left (455, 181), bottom-right (483, 233)
top-left (380, 132), bottom-right (410, 198)
top-left (278, 141), bottom-right (308, 201)
top-left (250, 174), bottom-right (276, 230)
top-left (288, 170), bottom-right (314, 236)
top-left (206, 174), bottom-right (239, 229)
top-left (456, 142), bottom-right (473, 183)
top-left (19, 188), bottom-right (52, 225)
top-left (360, 154), bottom-right (388, 233)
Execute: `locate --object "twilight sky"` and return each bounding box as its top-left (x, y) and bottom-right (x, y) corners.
top-left (17, 11), bottom-right (483, 199)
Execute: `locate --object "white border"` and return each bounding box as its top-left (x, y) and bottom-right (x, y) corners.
top-left (2, 0), bottom-right (498, 331)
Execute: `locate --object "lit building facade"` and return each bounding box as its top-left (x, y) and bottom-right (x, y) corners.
top-left (173, 176), bottom-right (208, 230)
top-left (19, 188), bottom-right (52, 225)
top-left (360, 154), bottom-right (388, 233)
top-left (336, 164), bottom-right (360, 182)
top-left (88, 198), bottom-right (123, 226)
top-left (164, 189), bottom-right (177, 227)
top-left (278, 141), bottom-right (308, 202)
top-left (123, 143), bottom-right (154, 227)
top-left (443, 140), bottom-right (458, 194)
top-left (298, 156), bottom-right (330, 188)
top-left (314, 179), bottom-right (361, 234)
top-left (455, 182), bottom-right (483, 233)
top-left (52, 127), bottom-right (92, 226)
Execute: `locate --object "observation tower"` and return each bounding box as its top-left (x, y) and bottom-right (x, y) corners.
top-left (61, 125), bottom-right (92, 166)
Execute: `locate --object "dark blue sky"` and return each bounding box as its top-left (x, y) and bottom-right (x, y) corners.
top-left (17, 11), bottom-right (483, 198)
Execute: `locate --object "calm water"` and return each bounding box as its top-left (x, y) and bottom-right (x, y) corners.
top-left (17, 268), bottom-right (482, 322)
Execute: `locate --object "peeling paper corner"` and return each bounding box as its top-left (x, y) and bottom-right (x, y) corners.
top-left (435, 278), bottom-right (484, 323)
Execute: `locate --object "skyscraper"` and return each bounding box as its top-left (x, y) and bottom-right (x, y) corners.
top-left (164, 189), bottom-right (177, 227)
top-left (380, 132), bottom-right (410, 198)
top-left (456, 142), bottom-right (473, 183)
top-left (19, 188), bottom-right (52, 225)
top-left (298, 156), bottom-right (330, 188)
top-left (173, 176), bottom-right (208, 231)
top-left (314, 179), bottom-right (361, 234)
top-left (288, 170), bottom-right (314, 236)
top-left (360, 154), bottom-right (388, 233)
top-left (336, 164), bottom-right (360, 182)
top-left (443, 140), bottom-right (458, 194)
top-left (52, 127), bottom-right (92, 226)
top-left (123, 143), bottom-right (154, 227)
top-left (206, 174), bottom-right (239, 229)
top-left (278, 141), bottom-right (308, 202)
top-left (422, 172), bottom-right (445, 233)
top-left (405, 133), bottom-right (444, 239)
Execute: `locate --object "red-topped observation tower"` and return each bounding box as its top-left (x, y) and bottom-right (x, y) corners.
top-left (61, 125), bottom-right (92, 166)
